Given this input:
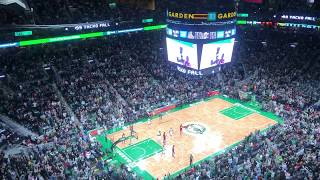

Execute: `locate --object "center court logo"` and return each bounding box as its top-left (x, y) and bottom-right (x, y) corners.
top-left (183, 122), bottom-right (206, 135)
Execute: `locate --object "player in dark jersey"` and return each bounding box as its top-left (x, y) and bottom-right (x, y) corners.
top-left (189, 154), bottom-right (194, 166)
top-left (122, 132), bottom-right (126, 144)
top-left (172, 145), bottom-right (175, 158)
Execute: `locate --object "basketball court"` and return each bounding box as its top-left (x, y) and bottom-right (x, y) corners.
top-left (93, 96), bottom-right (282, 179)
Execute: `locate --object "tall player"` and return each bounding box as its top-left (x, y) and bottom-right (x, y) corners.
top-left (180, 124), bottom-right (183, 136)
top-left (172, 145), bottom-right (175, 158)
top-left (129, 125), bottom-right (134, 136)
top-left (163, 132), bottom-right (167, 146)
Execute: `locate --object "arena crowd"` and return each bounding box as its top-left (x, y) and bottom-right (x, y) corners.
top-left (0, 15), bottom-right (319, 180)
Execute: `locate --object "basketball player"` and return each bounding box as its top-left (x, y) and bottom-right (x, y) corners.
top-left (122, 133), bottom-right (126, 144)
top-left (211, 47), bottom-right (225, 66)
top-left (157, 130), bottom-right (162, 144)
top-left (177, 47), bottom-right (185, 63)
top-left (184, 56), bottom-right (191, 67)
top-left (163, 132), bottom-right (167, 146)
top-left (180, 124), bottom-right (183, 136)
top-left (161, 144), bottom-right (166, 156)
top-left (189, 154), bottom-right (193, 166)
top-left (129, 125), bottom-right (134, 136)
top-left (172, 145), bottom-right (175, 158)
top-left (169, 127), bottom-right (174, 137)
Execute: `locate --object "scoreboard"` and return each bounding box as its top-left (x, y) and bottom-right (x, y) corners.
top-left (165, 2), bottom-right (237, 75)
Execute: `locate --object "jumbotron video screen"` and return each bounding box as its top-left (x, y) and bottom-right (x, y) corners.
top-left (166, 37), bottom-right (236, 75)
top-left (200, 38), bottom-right (235, 70)
top-left (166, 37), bottom-right (198, 70)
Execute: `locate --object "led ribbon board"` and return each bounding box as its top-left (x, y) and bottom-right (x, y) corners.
top-left (0, 25), bottom-right (166, 48)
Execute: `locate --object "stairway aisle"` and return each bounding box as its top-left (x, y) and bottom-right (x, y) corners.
top-left (0, 114), bottom-right (39, 138)
top-left (51, 83), bottom-right (83, 129)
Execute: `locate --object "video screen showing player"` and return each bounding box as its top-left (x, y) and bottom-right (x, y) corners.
top-left (166, 37), bottom-right (198, 70)
top-left (200, 38), bottom-right (235, 70)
